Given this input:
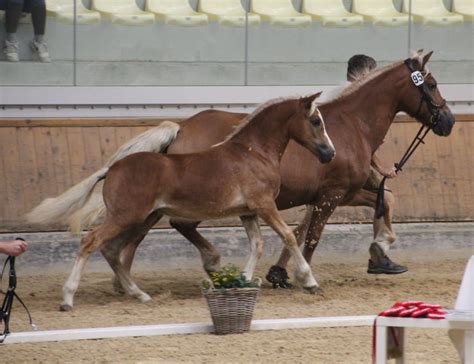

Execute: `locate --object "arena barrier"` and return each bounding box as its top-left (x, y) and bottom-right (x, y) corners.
top-left (1, 315), bottom-right (375, 344)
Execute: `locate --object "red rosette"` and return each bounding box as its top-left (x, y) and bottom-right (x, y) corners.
top-left (427, 312), bottom-right (445, 319)
top-left (391, 301), bottom-right (405, 308)
top-left (380, 306), bottom-right (405, 316)
top-left (399, 301), bottom-right (424, 307)
top-left (399, 307), bottom-right (418, 317)
top-left (411, 307), bottom-right (431, 318)
top-left (419, 303), bottom-right (442, 310)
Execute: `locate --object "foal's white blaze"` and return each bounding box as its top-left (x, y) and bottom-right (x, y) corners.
top-left (312, 104), bottom-right (335, 153)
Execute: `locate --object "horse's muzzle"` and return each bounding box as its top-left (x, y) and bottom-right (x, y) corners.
top-left (316, 143), bottom-right (336, 164)
top-left (432, 109), bottom-right (455, 137)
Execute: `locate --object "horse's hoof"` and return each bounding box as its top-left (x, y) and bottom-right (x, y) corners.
top-left (59, 304), bottom-right (73, 312)
top-left (266, 265), bottom-right (293, 289)
top-left (303, 286), bottom-right (324, 295)
top-left (138, 293), bottom-right (152, 303)
top-left (367, 257), bottom-right (408, 275)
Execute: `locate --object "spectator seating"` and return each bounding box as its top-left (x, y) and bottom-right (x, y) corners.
top-left (251, 0), bottom-right (312, 27)
top-left (452, 0), bottom-right (474, 21)
top-left (403, 0), bottom-right (463, 26)
top-left (91, 0), bottom-right (155, 26)
top-left (46, 0), bottom-right (101, 25)
top-left (302, 0), bottom-right (363, 27)
top-left (352, 0), bottom-right (409, 26)
top-left (146, 0), bottom-right (208, 26)
top-left (198, 0), bottom-right (260, 27)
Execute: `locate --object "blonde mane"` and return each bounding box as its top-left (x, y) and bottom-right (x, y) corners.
top-left (321, 53), bottom-right (431, 105)
top-left (213, 96), bottom-right (296, 146)
top-left (323, 61), bottom-right (403, 105)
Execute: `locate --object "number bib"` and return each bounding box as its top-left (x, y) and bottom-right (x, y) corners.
top-left (411, 71), bottom-right (424, 86)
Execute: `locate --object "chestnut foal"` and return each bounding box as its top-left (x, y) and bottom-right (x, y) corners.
top-left (58, 94), bottom-right (335, 310)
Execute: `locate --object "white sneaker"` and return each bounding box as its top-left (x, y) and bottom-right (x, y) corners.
top-left (4, 39), bottom-right (19, 62)
top-left (30, 40), bottom-right (51, 62)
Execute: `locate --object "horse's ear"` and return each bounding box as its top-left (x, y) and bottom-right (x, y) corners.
top-left (421, 51), bottom-right (434, 70)
top-left (301, 92), bottom-right (323, 110)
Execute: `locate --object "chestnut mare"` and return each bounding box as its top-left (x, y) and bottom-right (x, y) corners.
top-left (28, 51), bottom-right (454, 303)
top-left (50, 94), bottom-right (336, 310)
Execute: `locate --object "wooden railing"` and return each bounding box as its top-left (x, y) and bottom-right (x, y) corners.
top-left (1, 115), bottom-right (472, 232)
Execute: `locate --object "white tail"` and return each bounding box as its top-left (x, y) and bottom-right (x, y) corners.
top-left (26, 121), bottom-right (180, 231)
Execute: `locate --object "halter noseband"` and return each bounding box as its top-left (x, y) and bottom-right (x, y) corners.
top-left (403, 58), bottom-right (446, 128)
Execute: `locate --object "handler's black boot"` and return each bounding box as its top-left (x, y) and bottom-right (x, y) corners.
top-left (367, 243), bottom-right (408, 274)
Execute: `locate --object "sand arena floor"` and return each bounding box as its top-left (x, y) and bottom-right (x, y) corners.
top-left (1, 249), bottom-right (471, 363)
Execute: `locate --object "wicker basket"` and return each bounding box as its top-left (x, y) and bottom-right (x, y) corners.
top-left (203, 283), bottom-right (260, 335)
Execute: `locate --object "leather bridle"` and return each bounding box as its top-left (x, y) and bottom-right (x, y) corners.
top-left (375, 59), bottom-right (447, 218)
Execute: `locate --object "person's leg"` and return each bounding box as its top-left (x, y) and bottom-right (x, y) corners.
top-left (29, 0), bottom-right (50, 62)
top-left (30, 0), bottom-right (46, 38)
top-left (4, 0), bottom-right (24, 61)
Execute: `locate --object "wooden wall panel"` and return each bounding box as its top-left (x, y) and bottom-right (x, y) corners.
top-left (327, 121), bottom-right (474, 223)
top-left (0, 116), bottom-right (472, 232)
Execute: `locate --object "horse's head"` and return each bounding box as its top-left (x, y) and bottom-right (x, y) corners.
top-left (289, 92), bottom-right (336, 164)
top-left (400, 50), bottom-right (455, 136)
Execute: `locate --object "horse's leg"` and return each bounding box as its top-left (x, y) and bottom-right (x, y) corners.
top-left (169, 218), bottom-right (221, 274)
top-left (240, 215), bottom-right (264, 280)
top-left (112, 234), bottom-right (145, 294)
top-left (100, 232), bottom-right (153, 303)
top-left (111, 211), bottom-right (163, 294)
top-left (256, 202), bottom-right (321, 294)
top-left (60, 221), bottom-right (124, 311)
top-left (266, 204), bottom-right (313, 288)
top-left (267, 193), bottom-right (344, 289)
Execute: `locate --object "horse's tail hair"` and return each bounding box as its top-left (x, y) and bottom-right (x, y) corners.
top-left (26, 120), bottom-right (180, 231)
top-left (68, 192), bottom-right (106, 234)
top-left (104, 121), bottom-right (180, 168)
top-left (25, 167), bottom-right (109, 228)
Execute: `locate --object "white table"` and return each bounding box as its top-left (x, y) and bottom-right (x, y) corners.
top-left (375, 316), bottom-right (474, 363)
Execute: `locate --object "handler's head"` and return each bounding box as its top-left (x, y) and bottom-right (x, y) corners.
top-left (347, 54), bottom-right (377, 82)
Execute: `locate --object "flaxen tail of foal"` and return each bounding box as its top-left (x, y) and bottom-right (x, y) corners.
top-left (25, 121), bottom-right (180, 232)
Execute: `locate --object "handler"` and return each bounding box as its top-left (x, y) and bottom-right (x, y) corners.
top-left (347, 55), bottom-right (406, 275)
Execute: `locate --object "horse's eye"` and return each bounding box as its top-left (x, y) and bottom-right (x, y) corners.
top-left (428, 83), bottom-right (437, 91)
top-left (310, 117), bottom-right (321, 127)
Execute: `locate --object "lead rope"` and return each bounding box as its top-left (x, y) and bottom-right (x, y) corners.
top-left (375, 124), bottom-right (431, 218)
top-left (0, 249), bottom-right (36, 343)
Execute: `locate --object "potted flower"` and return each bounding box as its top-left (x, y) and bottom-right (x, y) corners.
top-left (202, 264), bottom-right (261, 335)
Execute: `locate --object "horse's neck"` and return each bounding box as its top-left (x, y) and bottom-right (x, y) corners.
top-left (229, 104), bottom-right (293, 161)
top-left (327, 71), bottom-right (401, 154)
